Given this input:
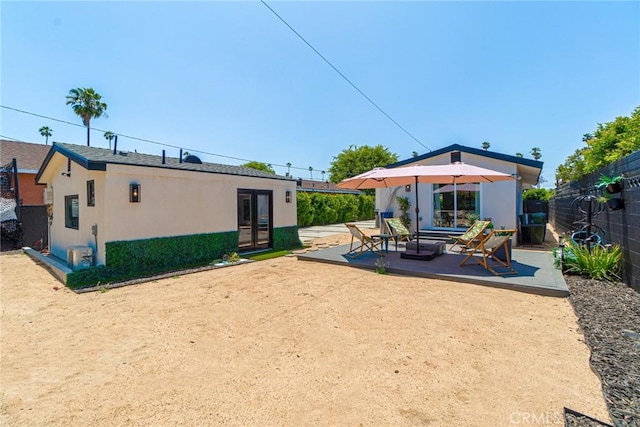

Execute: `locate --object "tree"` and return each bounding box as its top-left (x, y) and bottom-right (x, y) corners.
top-left (65, 87), bottom-right (108, 146)
top-left (328, 145), bottom-right (398, 183)
top-left (481, 141), bottom-right (490, 151)
top-left (515, 152), bottom-right (523, 158)
top-left (412, 151), bottom-right (419, 158)
top-left (240, 161), bottom-right (275, 174)
top-left (308, 166), bottom-right (314, 180)
top-left (103, 131), bottom-right (115, 149)
top-left (530, 147), bottom-right (542, 160)
top-left (39, 126), bottom-right (52, 145)
top-left (556, 106), bottom-right (640, 184)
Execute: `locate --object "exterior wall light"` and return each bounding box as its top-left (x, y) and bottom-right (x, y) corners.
top-left (130, 184), bottom-right (141, 203)
top-left (285, 190), bottom-right (292, 203)
top-left (405, 184), bottom-right (411, 192)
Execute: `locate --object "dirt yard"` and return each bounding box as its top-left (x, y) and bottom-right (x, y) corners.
top-left (1, 238), bottom-right (610, 426)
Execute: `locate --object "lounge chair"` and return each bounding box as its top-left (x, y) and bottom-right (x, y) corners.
top-left (345, 223), bottom-right (384, 258)
top-left (459, 229), bottom-right (518, 276)
top-left (384, 218), bottom-right (412, 242)
top-left (449, 220), bottom-right (491, 253)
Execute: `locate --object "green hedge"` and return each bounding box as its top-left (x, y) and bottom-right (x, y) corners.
top-left (297, 192), bottom-right (375, 226)
top-left (272, 226), bottom-right (302, 250)
top-left (67, 231), bottom-right (238, 289)
top-left (67, 227), bottom-right (303, 289)
top-left (106, 231), bottom-right (239, 271)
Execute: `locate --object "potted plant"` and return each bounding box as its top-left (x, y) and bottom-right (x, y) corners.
top-left (595, 174), bottom-right (623, 194)
top-left (396, 196), bottom-right (412, 231)
top-left (597, 193), bottom-right (625, 211)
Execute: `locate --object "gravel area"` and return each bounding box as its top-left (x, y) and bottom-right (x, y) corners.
top-left (566, 275), bottom-right (640, 426)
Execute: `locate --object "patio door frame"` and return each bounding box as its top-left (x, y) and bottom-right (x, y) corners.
top-left (431, 183), bottom-right (482, 229)
top-left (237, 189), bottom-right (273, 252)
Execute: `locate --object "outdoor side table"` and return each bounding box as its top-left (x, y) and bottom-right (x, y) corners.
top-left (372, 234), bottom-right (397, 253)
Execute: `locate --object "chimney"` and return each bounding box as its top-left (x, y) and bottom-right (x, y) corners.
top-left (451, 151), bottom-right (461, 163)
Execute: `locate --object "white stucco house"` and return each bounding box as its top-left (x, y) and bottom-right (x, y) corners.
top-left (36, 142), bottom-right (300, 273)
top-left (377, 144), bottom-right (543, 232)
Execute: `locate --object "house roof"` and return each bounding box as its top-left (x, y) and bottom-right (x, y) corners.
top-left (36, 142), bottom-right (293, 183)
top-left (388, 144), bottom-right (543, 169)
top-left (0, 140), bottom-right (51, 173)
top-left (387, 143), bottom-right (543, 186)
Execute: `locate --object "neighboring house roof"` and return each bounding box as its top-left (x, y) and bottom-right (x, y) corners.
top-left (0, 140), bottom-right (51, 173)
top-left (36, 142), bottom-right (294, 183)
top-left (388, 143), bottom-right (543, 185)
top-left (294, 179), bottom-right (362, 195)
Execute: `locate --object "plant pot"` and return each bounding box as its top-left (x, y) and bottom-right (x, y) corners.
top-left (607, 198), bottom-right (624, 210)
top-left (606, 182), bottom-right (622, 194)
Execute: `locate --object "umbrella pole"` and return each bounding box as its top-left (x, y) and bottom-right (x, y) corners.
top-left (414, 176), bottom-right (420, 253)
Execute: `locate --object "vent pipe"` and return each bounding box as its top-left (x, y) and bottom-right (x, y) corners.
top-left (179, 149), bottom-right (183, 163)
top-left (162, 150), bottom-right (166, 164)
top-left (113, 135), bottom-right (118, 155)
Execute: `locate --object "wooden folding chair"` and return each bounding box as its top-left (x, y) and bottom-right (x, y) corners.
top-left (384, 218), bottom-right (412, 242)
top-left (345, 223), bottom-right (384, 258)
top-left (449, 220), bottom-right (491, 253)
top-left (459, 229), bottom-right (518, 276)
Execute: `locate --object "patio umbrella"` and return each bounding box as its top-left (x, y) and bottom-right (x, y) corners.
top-left (337, 163), bottom-right (515, 260)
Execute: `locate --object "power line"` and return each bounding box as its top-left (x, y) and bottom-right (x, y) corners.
top-left (260, 0), bottom-right (430, 152)
top-left (0, 105), bottom-right (327, 174)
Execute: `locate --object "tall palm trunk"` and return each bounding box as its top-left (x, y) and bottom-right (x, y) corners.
top-left (87, 126), bottom-right (90, 146)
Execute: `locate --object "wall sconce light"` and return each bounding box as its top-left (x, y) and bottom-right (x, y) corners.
top-left (130, 183), bottom-right (141, 203)
top-left (405, 184), bottom-right (411, 192)
top-left (285, 190), bottom-right (292, 203)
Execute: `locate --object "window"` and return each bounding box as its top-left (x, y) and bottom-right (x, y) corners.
top-left (87, 180), bottom-right (95, 206)
top-left (65, 195), bottom-right (79, 229)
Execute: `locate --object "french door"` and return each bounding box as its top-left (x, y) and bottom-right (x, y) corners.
top-left (237, 190), bottom-right (272, 251)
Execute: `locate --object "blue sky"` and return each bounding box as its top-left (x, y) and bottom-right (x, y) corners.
top-left (2, 1), bottom-right (638, 186)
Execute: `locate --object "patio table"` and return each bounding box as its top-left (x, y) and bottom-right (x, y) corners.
top-left (372, 234), bottom-right (397, 253)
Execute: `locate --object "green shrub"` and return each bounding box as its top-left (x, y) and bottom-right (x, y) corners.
top-left (523, 188), bottom-right (555, 201)
top-left (296, 192), bottom-right (375, 226)
top-left (556, 241), bottom-right (622, 282)
top-left (357, 194), bottom-right (375, 220)
top-left (296, 192), bottom-right (315, 226)
top-left (272, 226), bottom-right (302, 250)
top-left (67, 266), bottom-right (126, 289)
top-left (106, 231), bottom-right (238, 272)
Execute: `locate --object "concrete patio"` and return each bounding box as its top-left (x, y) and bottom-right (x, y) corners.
top-left (297, 242), bottom-right (568, 297)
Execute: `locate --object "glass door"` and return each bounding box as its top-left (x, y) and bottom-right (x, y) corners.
top-left (237, 190), bottom-right (272, 251)
top-left (238, 192), bottom-right (253, 250)
top-left (432, 183), bottom-right (480, 229)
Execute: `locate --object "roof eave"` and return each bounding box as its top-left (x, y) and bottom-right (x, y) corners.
top-left (35, 143), bottom-right (106, 183)
top-left (388, 144), bottom-right (543, 170)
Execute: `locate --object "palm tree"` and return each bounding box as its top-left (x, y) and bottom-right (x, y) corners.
top-left (308, 166), bottom-right (314, 180)
top-left (481, 141), bottom-right (490, 151)
top-left (412, 151), bottom-right (419, 158)
top-left (65, 87), bottom-right (108, 146)
top-left (515, 152), bottom-right (523, 158)
top-left (286, 162), bottom-right (291, 177)
top-left (530, 147), bottom-right (542, 161)
top-left (103, 131), bottom-right (115, 149)
top-left (39, 126), bottom-right (53, 145)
